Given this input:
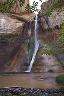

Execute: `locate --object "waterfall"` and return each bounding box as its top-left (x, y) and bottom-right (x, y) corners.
top-left (26, 14), bottom-right (39, 72)
top-left (0, 19), bottom-right (6, 29)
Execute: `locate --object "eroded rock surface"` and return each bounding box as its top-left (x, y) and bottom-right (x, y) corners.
top-left (0, 13), bottom-right (24, 34)
top-left (0, 13), bottom-right (29, 72)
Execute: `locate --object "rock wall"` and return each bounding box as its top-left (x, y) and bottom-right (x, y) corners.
top-left (40, 0), bottom-right (64, 30)
top-left (41, 8), bottom-right (64, 30)
top-left (0, 14), bottom-right (29, 72)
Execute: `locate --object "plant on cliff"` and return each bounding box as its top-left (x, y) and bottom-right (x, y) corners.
top-left (46, 0), bottom-right (64, 16)
top-left (0, 0), bottom-right (15, 12)
top-left (0, 0), bottom-right (25, 13)
top-left (46, 5), bottom-right (54, 16)
top-left (14, 0), bottom-right (25, 13)
top-left (53, 0), bottom-right (64, 8)
top-left (19, 0), bottom-right (25, 7)
top-left (59, 23), bottom-right (64, 45)
top-left (25, 4), bottom-right (32, 13)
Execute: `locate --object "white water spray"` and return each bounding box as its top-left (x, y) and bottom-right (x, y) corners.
top-left (26, 14), bottom-right (39, 72)
top-left (0, 18), bottom-right (6, 29)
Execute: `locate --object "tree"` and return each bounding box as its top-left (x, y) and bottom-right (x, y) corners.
top-left (25, 0), bottom-right (42, 13)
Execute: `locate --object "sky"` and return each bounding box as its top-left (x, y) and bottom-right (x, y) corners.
top-left (29, 0), bottom-right (48, 10)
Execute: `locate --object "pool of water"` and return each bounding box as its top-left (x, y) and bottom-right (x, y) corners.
top-left (0, 73), bottom-right (63, 89)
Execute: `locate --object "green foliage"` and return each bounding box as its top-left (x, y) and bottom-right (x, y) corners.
top-left (25, 4), bottom-right (32, 13)
top-left (40, 46), bottom-right (52, 55)
top-left (0, 0), bottom-right (25, 13)
top-left (19, 0), bottom-right (25, 7)
top-left (0, 0), bottom-right (42, 13)
top-left (46, 5), bottom-right (54, 16)
top-left (53, 0), bottom-right (64, 8)
top-left (59, 23), bottom-right (64, 45)
top-left (0, 0), bottom-right (15, 12)
top-left (46, 0), bottom-right (64, 16)
top-left (56, 75), bottom-right (64, 84)
top-left (37, 44), bottom-right (52, 57)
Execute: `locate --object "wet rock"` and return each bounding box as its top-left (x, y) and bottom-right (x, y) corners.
top-left (0, 87), bottom-right (64, 96)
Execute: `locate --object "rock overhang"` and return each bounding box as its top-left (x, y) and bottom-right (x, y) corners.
top-left (0, 13), bottom-right (24, 35)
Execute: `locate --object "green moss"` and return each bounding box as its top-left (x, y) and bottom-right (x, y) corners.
top-left (56, 75), bottom-right (64, 85)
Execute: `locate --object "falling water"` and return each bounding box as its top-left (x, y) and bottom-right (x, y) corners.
top-left (0, 18), bottom-right (6, 29)
top-left (26, 14), bottom-right (39, 72)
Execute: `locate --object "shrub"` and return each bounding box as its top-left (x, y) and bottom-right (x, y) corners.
top-left (56, 75), bottom-right (64, 84)
top-left (46, 5), bottom-right (53, 16)
top-left (0, 0), bottom-right (15, 12)
top-left (25, 4), bottom-right (32, 13)
top-left (46, 0), bottom-right (64, 16)
top-left (59, 23), bottom-right (64, 46)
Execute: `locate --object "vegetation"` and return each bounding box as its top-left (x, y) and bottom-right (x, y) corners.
top-left (56, 75), bottom-right (64, 85)
top-left (46, 5), bottom-right (54, 16)
top-left (38, 44), bottom-right (52, 57)
top-left (47, 0), bottom-right (64, 16)
top-left (50, 24), bottom-right (64, 63)
top-left (59, 23), bottom-right (64, 45)
top-left (19, 0), bottom-right (25, 7)
top-left (0, 0), bottom-right (25, 13)
top-left (53, 0), bottom-right (64, 8)
top-left (0, 0), bottom-right (42, 13)
top-left (25, 4), bottom-right (32, 13)
top-left (0, 0), bottom-right (15, 12)
top-left (25, 0), bottom-right (43, 13)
